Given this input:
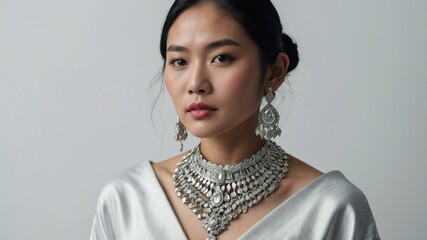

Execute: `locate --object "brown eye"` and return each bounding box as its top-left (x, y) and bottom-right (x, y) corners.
top-left (212, 54), bottom-right (234, 63)
top-left (171, 59), bottom-right (188, 67)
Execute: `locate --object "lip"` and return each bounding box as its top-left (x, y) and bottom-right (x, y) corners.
top-left (187, 102), bottom-right (217, 118)
top-left (187, 102), bottom-right (217, 111)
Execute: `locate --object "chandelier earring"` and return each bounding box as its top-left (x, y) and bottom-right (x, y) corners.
top-left (255, 87), bottom-right (282, 140)
top-left (174, 116), bottom-right (187, 151)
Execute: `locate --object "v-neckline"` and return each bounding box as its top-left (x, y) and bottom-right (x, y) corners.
top-left (147, 160), bottom-right (338, 239)
top-left (147, 160), bottom-right (188, 239)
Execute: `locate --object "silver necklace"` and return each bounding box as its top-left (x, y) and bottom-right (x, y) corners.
top-left (173, 141), bottom-right (288, 240)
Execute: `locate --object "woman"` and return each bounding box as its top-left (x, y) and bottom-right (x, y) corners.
top-left (90, 0), bottom-right (380, 239)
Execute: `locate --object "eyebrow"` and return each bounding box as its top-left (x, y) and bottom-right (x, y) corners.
top-left (167, 39), bottom-right (241, 52)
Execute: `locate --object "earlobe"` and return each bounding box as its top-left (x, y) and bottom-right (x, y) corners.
top-left (263, 52), bottom-right (290, 94)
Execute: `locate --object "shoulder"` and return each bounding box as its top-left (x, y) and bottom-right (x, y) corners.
top-left (314, 170), bottom-right (370, 207)
top-left (284, 154), bottom-right (368, 207)
top-left (284, 154), bottom-right (377, 222)
top-left (97, 152), bottom-right (188, 201)
top-left (96, 160), bottom-right (155, 202)
top-left (92, 160), bottom-right (156, 235)
top-left (311, 171), bottom-right (380, 239)
top-left (308, 170), bottom-right (379, 229)
top-left (283, 156), bottom-right (380, 239)
top-left (284, 154), bottom-right (323, 191)
top-left (152, 151), bottom-right (188, 179)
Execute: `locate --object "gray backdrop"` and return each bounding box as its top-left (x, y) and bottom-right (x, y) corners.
top-left (1, 0), bottom-right (426, 239)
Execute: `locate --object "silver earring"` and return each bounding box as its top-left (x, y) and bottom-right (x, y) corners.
top-left (256, 87), bottom-right (282, 140)
top-left (174, 116), bottom-right (187, 151)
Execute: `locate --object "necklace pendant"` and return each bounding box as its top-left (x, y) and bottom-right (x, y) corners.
top-left (207, 234), bottom-right (216, 240)
top-left (211, 189), bottom-right (223, 206)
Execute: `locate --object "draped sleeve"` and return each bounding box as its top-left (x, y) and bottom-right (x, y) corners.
top-left (89, 160), bottom-right (187, 240)
top-left (90, 183), bottom-right (117, 240)
top-left (239, 171), bottom-right (381, 240)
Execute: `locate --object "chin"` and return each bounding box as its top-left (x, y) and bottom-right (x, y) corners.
top-left (186, 127), bottom-right (220, 139)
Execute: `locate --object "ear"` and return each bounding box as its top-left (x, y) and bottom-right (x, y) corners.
top-left (262, 52), bottom-right (290, 94)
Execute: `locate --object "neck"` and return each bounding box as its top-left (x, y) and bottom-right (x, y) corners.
top-left (198, 115), bottom-right (266, 165)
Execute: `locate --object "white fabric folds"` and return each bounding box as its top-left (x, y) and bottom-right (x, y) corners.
top-left (90, 160), bottom-right (380, 240)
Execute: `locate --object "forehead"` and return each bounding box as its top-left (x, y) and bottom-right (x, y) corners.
top-left (167, 3), bottom-right (250, 47)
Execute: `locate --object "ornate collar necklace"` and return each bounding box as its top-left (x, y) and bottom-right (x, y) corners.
top-left (173, 141), bottom-right (289, 240)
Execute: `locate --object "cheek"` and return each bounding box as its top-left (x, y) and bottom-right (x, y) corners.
top-left (164, 79), bottom-right (182, 112)
top-left (164, 76), bottom-right (174, 95)
top-left (222, 62), bottom-right (262, 99)
top-left (164, 72), bottom-right (184, 101)
top-left (164, 78), bottom-right (174, 99)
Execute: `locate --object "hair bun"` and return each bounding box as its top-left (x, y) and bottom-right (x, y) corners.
top-left (281, 33), bottom-right (299, 73)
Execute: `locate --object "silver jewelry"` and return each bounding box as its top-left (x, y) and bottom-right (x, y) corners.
top-left (174, 116), bottom-right (187, 152)
top-left (173, 141), bottom-right (288, 240)
top-left (256, 87), bottom-right (282, 140)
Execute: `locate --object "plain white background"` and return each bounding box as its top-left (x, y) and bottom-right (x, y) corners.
top-left (1, 0), bottom-right (426, 239)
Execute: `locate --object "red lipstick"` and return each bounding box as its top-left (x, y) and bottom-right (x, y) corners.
top-left (187, 102), bottom-right (217, 118)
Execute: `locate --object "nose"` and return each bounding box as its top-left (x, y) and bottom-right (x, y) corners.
top-left (187, 63), bottom-right (212, 95)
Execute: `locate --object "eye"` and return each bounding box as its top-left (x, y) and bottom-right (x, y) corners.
top-left (212, 54), bottom-right (234, 63)
top-left (170, 59), bottom-right (188, 67)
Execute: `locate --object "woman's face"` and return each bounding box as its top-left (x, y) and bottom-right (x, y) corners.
top-left (164, 3), bottom-right (266, 139)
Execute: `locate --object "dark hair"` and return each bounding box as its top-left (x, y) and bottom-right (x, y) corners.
top-left (159, 0), bottom-right (299, 73)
